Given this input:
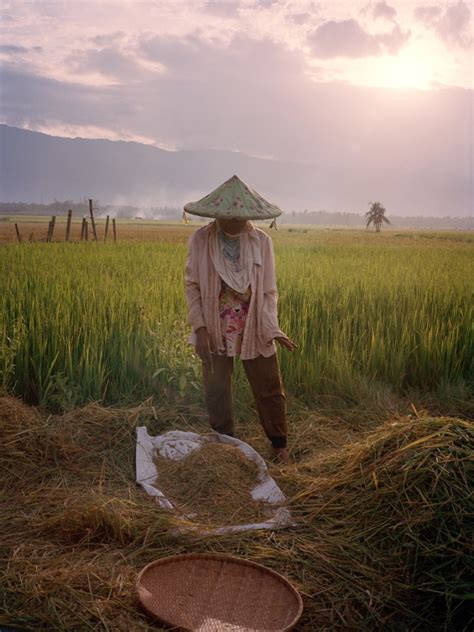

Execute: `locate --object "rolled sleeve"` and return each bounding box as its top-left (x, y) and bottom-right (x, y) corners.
top-left (185, 234), bottom-right (206, 332)
top-left (261, 237), bottom-right (284, 343)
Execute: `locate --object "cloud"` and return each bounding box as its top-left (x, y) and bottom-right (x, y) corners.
top-left (202, 1), bottom-right (241, 17)
top-left (0, 0), bottom-right (471, 216)
top-left (414, 1), bottom-right (472, 47)
top-left (66, 46), bottom-right (146, 81)
top-left (373, 2), bottom-right (397, 21)
top-left (308, 19), bottom-right (381, 58)
top-left (0, 44), bottom-right (42, 56)
top-left (139, 31), bottom-right (303, 82)
top-left (18, 121), bottom-right (158, 146)
top-left (0, 27), bottom-right (472, 216)
top-left (377, 24), bottom-right (411, 54)
top-left (5, 31), bottom-right (431, 164)
top-left (413, 5), bottom-right (441, 24)
top-left (249, 0), bottom-right (280, 7)
top-left (0, 34), bottom-right (311, 159)
top-left (287, 12), bottom-right (311, 25)
top-left (308, 19), bottom-right (409, 58)
top-left (140, 33), bottom-right (216, 74)
top-left (89, 32), bottom-right (127, 47)
top-left (0, 45), bottom-right (29, 54)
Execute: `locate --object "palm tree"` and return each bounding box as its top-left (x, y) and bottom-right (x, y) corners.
top-left (365, 201), bottom-right (390, 232)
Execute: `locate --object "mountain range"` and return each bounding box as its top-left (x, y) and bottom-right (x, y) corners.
top-left (0, 124), bottom-right (472, 218)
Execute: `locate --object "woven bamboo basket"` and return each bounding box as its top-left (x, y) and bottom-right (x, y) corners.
top-left (136, 553), bottom-right (303, 631)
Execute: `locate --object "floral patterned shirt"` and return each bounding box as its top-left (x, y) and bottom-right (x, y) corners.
top-left (218, 279), bottom-right (252, 356)
top-left (185, 223), bottom-right (285, 360)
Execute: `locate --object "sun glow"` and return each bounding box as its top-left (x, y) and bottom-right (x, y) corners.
top-left (364, 49), bottom-right (438, 90)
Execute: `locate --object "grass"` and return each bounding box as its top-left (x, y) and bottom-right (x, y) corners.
top-left (0, 225), bottom-right (472, 415)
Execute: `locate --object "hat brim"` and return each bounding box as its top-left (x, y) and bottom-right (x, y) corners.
top-left (183, 206), bottom-right (281, 221)
top-left (183, 175), bottom-right (283, 220)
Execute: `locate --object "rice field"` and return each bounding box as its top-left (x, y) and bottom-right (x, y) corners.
top-left (0, 221), bottom-right (473, 413)
top-left (1, 221), bottom-right (473, 631)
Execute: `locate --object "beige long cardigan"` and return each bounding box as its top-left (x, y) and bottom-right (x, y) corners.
top-left (185, 221), bottom-right (285, 360)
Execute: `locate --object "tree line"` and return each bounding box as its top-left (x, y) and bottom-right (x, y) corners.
top-left (1, 200), bottom-right (472, 230)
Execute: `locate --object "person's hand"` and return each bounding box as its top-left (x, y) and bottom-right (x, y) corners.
top-left (274, 335), bottom-right (297, 351)
top-left (195, 327), bottom-right (214, 365)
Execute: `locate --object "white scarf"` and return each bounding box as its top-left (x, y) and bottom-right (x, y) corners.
top-left (209, 221), bottom-right (261, 293)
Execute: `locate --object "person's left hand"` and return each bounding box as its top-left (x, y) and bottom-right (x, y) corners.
top-left (274, 335), bottom-right (297, 351)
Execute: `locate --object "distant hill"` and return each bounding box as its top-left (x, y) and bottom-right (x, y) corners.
top-left (0, 124), bottom-right (472, 219)
top-left (0, 124), bottom-right (320, 211)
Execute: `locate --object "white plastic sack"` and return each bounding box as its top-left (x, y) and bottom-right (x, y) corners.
top-left (136, 427), bottom-right (294, 534)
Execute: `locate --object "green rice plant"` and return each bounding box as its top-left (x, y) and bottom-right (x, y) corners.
top-left (0, 229), bottom-right (472, 411)
top-left (277, 239), bottom-right (473, 407)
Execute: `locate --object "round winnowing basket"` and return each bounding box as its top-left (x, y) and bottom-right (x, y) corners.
top-left (136, 553), bottom-right (303, 631)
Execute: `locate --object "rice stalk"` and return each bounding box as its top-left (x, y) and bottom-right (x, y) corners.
top-left (1, 397), bottom-right (472, 630)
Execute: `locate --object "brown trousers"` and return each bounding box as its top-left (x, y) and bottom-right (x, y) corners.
top-left (202, 353), bottom-right (287, 448)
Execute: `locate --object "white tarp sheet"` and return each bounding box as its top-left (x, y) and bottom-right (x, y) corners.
top-left (136, 427), bottom-right (294, 534)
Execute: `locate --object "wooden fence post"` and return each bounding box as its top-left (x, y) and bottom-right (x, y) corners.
top-left (89, 199), bottom-right (98, 241)
top-left (14, 223), bottom-right (22, 243)
top-left (85, 219), bottom-right (89, 241)
top-left (46, 215), bottom-right (56, 242)
top-left (112, 218), bottom-right (117, 242)
top-left (104, 215), bottom-right (110, 242)
top-left (66, 209), bottom-right (72, 242)
top-left (80, 217), bottom-right (86, 241)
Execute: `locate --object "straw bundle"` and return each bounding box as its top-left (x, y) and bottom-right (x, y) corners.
top-left (1, 394), bottom-right (472, 631)
top-left (153, 442), bottom-right (271, 526)
top-left (289, 416), bottom-right (473, 629)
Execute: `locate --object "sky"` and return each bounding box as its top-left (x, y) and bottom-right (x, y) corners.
top-left (0, 0), bottom-right (473, 214)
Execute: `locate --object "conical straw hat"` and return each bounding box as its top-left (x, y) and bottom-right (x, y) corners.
top-left (184, 175), bottom-right (282, 220)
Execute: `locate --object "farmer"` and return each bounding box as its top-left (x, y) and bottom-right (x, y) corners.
top-left (184, 175), bottom-right (296, 463)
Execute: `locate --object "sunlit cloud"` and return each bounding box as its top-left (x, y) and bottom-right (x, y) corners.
top-left (0, 0), bottom-right (471, 90)
top-left (372, 2), bottom-right (397, 21)
top-left (307, 18), bottom-right (410, 59)
top-left (414, 1), bottom-right (473, 47)
top-left (309, 19), bottom-right (382, 58)
top-left (0, 0), bottom-right (472, 172)
top-left (377, 24), bottom-right (411, 54)
top-left (13, 121), bottom-right (161, 147)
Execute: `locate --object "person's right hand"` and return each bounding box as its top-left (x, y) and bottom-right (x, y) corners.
top-left (195, 327), bottom-right (213, 366)
top-left (274, 335), bottom-right (297, 351)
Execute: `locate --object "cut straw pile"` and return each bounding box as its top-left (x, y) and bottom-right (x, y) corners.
top-left (1, 394), bottom-right (472, 631)
top-left (153, 442), bottom-right (270, 527)
top-left (286, 415), bottom-right (473, 630)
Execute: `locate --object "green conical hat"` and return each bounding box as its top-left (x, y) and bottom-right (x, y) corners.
top-left (183, 175), bottom-right (282, 220)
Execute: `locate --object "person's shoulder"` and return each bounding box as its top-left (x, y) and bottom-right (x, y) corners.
top-left (189, 222), bottom-right (213, 244)
top-left (251, 225), bottom-right (273, 249)
top-left (251, 225), bottom-right (272, 242)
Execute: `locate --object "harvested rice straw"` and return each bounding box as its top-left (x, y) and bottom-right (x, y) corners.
top-left (2, 395), bottom-right (472, 630)
top-left (153, 442), bottom-right (272, 526)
